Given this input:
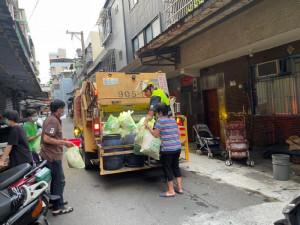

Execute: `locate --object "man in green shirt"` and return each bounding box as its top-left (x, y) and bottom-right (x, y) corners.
top-left (23, 109), bottom-right (41, 164)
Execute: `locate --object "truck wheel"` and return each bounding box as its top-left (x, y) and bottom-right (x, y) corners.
top-left (80, 140), bottom-right (93, 170)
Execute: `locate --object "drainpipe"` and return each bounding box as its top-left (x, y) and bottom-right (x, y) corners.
top-left (121, 0), bottom-right (129, 66)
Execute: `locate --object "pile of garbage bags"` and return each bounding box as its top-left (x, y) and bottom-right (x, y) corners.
top-left (103, 111), bottom-right (161, 160)
top-left (103, 111), bottom-right (137, 137)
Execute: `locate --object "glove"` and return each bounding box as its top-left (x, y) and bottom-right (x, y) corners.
top-left (144, 115), bottom-right (153, 126)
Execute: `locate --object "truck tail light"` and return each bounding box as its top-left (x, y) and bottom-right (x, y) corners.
top-left (93, 90), bottom-right (98, 98)
top-left (176, 117), bottom-right (183, 126)
top-left (93, 120), bottom-right (101, 136)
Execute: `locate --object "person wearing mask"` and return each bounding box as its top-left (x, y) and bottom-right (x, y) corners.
top-left (23, 109), bottom-right (41, 164)
top-left (141, 80), bottom-right (172, 125)
top-left (0, 110), bottom-right (33, 168)
top-left (40, 99), bottom-right (74, 216)
top-left (145, 102), bottom-right (183, 197)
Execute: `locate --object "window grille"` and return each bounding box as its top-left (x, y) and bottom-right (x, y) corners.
top-left (101, 49), bottom-right (116, 72)
top-left (97, 8), bottom-right (112, 46)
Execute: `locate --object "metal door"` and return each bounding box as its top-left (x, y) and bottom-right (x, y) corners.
top-left (204, 89), bottom-right (220, 137)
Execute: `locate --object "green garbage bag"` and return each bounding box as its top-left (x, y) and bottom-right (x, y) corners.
top-left (134, 126), bottom-right (147, 155)
top-left (32, 136), bottom-right (41, 154)
top-left (118, 111), bottom-right (136, 133)
top-left (104, 115), bottom-right (120, 133)
top-left (66, 146), bottom-right (85, 169)
top-left (133, 118), bottom-right (156, 155)
top-left (117, 128), bottom-right (128, 138)
top-left (140, 130), bottom-right (161, 160)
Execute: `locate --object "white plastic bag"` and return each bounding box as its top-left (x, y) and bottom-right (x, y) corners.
top-left (66, 146), bottom-right (85, 169)
top-left (140, 130), bottom-right (161, 160)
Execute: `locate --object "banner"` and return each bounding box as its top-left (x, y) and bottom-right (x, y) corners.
top-left (180, 76), bottom-right (194, 86)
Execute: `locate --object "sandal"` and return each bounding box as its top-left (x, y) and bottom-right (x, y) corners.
top-left (49, 201), bottom-right (68, 209)
top-left (175, 189), bottom-right (183, 195)
top-left (52, 207), bottom-right (73, 216)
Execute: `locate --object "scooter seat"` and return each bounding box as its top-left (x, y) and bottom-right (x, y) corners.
top-left (0, 189), bottom-right (12, 221)
top-left (0, 163), bottom-right (32, 190)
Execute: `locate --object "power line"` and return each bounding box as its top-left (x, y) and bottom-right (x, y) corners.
top-left (29, 0), bottom-right (40, 20)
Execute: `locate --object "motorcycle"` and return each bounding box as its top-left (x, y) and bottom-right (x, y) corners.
top-left (0, 161), bottom-right (54, 216)
top-left (0, 181), bottom-right (49, 225)
top-left (274, 191), bottom-right (300, 225)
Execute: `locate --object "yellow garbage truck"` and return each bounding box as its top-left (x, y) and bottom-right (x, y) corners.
top-left (73, 72), bottom-right (189, 175)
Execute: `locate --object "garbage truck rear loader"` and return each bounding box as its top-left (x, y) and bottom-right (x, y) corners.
top-left (73, 72), bottom-right (189, 175)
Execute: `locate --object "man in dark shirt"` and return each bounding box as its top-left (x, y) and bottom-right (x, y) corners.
top-left (40, 99), bottom-right (74, 216)
top-left (0, 110), bottom-right (33, 168)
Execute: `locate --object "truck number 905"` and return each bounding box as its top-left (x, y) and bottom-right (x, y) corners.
top-left (118, 91), bottom-right (137, 98)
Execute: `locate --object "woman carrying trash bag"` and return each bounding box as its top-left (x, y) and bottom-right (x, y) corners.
top-left (145, 102), bottom-right (183, 198)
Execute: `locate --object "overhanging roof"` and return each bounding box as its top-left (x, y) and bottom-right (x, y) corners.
top-left (137, 0), bottom-right (257, 57)
top-left (0, 1), bottom-right (47, 99)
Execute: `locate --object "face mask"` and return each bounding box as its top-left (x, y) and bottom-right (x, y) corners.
top-left (4, 119), bottom-right (10, 126)
top-left (60, 110), bottom-right (65, 117)
top-left (32, 116), bottom-right (38, 122)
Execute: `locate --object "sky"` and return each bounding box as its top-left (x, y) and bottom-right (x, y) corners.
top-left (18, 0), bottom-right (104, 84)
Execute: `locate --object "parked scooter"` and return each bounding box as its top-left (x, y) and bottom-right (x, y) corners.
top-left (274, 191), bottom-right (300, 225)
top-left (0, 161), bottom-right (53, 216)
top-left (0, 181), bottom-right (49, 225)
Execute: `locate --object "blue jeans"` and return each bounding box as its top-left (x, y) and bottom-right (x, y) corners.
top-left (46, 160), bottom-right (65, 211)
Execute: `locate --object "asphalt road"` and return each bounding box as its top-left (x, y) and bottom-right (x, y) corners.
top-left (46, 119), bottom-right (271, 225)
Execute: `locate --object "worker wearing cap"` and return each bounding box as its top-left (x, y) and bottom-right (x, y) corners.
top-left (142, 80), bottom-right (172, 124)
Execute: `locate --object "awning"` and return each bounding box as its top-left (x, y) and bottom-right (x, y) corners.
top-left (137, 0), bottom-right (256, 58)
top-left (0, 1), bottom-right (47, 99)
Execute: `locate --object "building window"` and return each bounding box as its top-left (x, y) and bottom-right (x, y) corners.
top-left (119, 50), bottom-right (123, 60)
top-left (131, 16), bottom-right (161, 57)
top-left (145, 26), bottom-right (152, 44)
top-left (129, 0), bottom-right (138, 10)
top-left (97, 8), bottom-right (112, 46)
top-left (252, 56), bottom-right (300, 116)
top-left (133, 38), bottom-right (139, 52)
top-left (152, 17), bottom-right (161, 38)
top-left (138, 32), bottom-right (144, 49)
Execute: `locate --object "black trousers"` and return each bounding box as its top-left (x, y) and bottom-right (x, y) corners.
top-left (161, 151), bottom-right (181, 182)
top-left (46, 160), bottom-right (65, 211)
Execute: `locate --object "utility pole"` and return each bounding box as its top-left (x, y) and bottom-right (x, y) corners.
top-left (66, 30), bottom-right (86, 78)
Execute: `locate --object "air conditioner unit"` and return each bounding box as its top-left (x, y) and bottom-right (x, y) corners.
top-left (256, 60), bottom-right (280, 78)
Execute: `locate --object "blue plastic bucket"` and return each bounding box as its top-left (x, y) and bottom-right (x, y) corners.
top-left (123, 134), bottom-right (145, 167)
top-left (102, 134), bottom-right (124, 170)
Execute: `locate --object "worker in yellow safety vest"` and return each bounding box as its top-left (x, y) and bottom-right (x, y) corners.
top-left (141, 80), bottom-right (172, 124)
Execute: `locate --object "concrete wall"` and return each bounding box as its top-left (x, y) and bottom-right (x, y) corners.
top-left (180, 0), bottom-right (300, 70)
top-left (104, 0), bottom-right (127, 71)
top-left (200, 40), bottom-right (300, 147)
top-left (52, 77), bottom-right (73, 112)
top-left (123, 0), bottom-right (165, 64)
top-left (90, 31), bottom-right (103, 61)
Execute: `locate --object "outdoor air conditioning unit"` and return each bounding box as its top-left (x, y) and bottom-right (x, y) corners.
top-left (256, 60), bottom-right (280, 78)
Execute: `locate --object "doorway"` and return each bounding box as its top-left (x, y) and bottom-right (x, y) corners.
top-left (203, 89), bottom-right (220, 137)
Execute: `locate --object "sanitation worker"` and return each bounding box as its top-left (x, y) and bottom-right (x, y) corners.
top-left (141, 80), bottom-right (172, 125)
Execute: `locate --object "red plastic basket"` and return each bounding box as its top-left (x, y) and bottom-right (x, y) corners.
top-left (68, 138), bottom-right (82, 147)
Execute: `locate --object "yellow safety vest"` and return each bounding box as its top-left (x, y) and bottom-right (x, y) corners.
top-left (151, 88), bottom-right (170, 106)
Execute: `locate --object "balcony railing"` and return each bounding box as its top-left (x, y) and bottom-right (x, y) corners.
top-left (164, 0), bottom-right (205, 28)
top-left (97, 8), bottom-right (112, 46)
